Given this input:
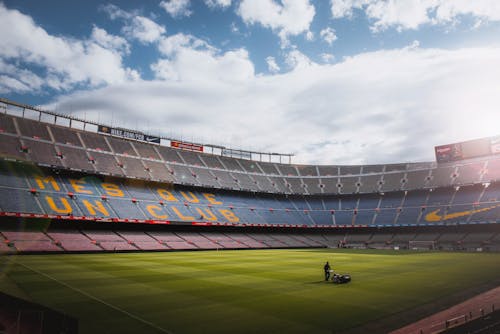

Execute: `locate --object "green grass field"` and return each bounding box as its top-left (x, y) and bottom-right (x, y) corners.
top-left (1, 249), bottom-right (500, 334)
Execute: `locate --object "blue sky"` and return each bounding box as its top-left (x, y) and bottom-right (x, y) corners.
top-left (1, 0), bottom-right (500, 164)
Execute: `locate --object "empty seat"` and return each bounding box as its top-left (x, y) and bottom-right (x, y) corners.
top-left (79, 131), bottom-right (111, 151)
top-left (120, 156), bottom-right (150, 179)
top-left (23, 139), bottom-right (63, 167)
top-left (0, 134), bottom-right (27, 160)
top-left (16, 117), bottom-right (51, 140)
top-left (107, 137), bottom-right (137, 156)
top-left (157, 146), bottom-right (184, 163)
top-left (133, 142), bottom-right (161, 160)
top-left (50, 126), bottom-right (82, 146)
top-left (0, 114), bottom-right (18, 134)
top-left (90, 151), bottom-right (124, 176)
top-left (57, 146), bottom-right (94, 171)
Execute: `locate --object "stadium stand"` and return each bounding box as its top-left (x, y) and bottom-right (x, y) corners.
top-left (429, 165), bottom-right (457, 188)
top-left (133, 141), bottom-right (161, 160)
top-left (0, 113), bottom-right (18, 134)
top-left (340, 165), bottom-right (361, 175)
top-left (228, 233), bottom-right (265, 248)
top-left (358, 174), bottom-right (382, 193)
top-left (147, 231), bottom-right (197, 250)
top-left (116, 231), bottom-right (168, 250)
top-left (317, 165), bottom-right (338, 176)
top-left (368, 233), bottom-right (393, 249)
top-left (90, 151), bottom-right (125, 176)
top-left (257, 161), bottom-right (280, 175)
top-left (1, 231), bottom-right (61, 252)
top-left (381, 172), bottom-right (405, 192)
top-left (106, 137), bottom-right (138, 156)
top-left (23, 139), bottom-right (63, 167)
top-left (49, 125), bottom-right (82, 146)
top-left (199, 154), bottom-right (225, 169)
top-left (79, 131), bottom-right (112, 151)
top-left (296, 165), bottom-right (318, 177)
top-left (120, 156), bottom-right (150, 179)
top-left (178, 150), bottom-right (205, 166)
top-left (218, 156), bottom-right (244, 172)
top-left (48, 231), bottom-right (102, 251)
top-left (455, 161), bottom-right (484, 185)
top-left (57, 145), bottom-right (95, 171)
top-left (16, 117), bottom-right (51, 141)
top-left (143, 160), bottom-right (175, 183)
top-left (405, 169), bottom-right (431, 190)
top-left (0, 134), bottom-right (27, 160)
top-left (438, 233), bottom-right (467, 250)
top-left (156, 146), bottom-right (184, 164)
top-left (0, 101), bottom-right (499, 254)
top-left (83, 231), bottom-right (138, 251)
top-left (484, 157), bottom-right (500, 182)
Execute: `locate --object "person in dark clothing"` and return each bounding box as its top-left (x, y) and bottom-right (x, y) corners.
top-left (324, 261), bottom-right (331, 281)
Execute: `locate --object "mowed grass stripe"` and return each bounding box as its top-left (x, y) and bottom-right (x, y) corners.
top-left (10, 258), bottom-right (175, 334)
top-left (1, 249), bottom-right (500, 334)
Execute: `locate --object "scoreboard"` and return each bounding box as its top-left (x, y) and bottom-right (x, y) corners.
top-left (435, 136), bottom-right (500, 163)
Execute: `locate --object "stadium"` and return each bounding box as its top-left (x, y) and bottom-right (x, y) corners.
top-left (0, 97), bottom-right (499, 334)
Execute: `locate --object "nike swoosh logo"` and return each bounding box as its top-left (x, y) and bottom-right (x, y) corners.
top-left (424, 205), bottom-right (499, 222)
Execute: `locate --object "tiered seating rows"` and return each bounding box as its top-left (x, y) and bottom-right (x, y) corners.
top-left (0, 161), bottom-right (498, 227)
top-left (1, 113), bottom-right (497, 196)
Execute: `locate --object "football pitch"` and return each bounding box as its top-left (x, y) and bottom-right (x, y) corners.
top-left (1, 249), bottom-right (500, 334)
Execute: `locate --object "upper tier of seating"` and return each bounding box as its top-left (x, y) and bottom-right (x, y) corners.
top-left (0, 161), bottom-right (498, 227)
top-left (1, 113), bottom-right (499, 195)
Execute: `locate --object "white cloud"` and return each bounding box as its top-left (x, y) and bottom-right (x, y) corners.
top-left (330, 0), bottom-right (500, 31)
top-left (230, 22), bottom-right (240, 33)
top-left (237, 0), bottom-right (315, 47)
top-left (320, 27), bottom-right (337, 45)
top-left (285, 49), bottom-right (314, 69)
top-left (0, 3), bottom-right (138, 93)
top-left (102, 4), bottom-right (166, 43)
top-left (91, 26), bottom-right (130, 54)
top-left (435, 0), bottom-right (500, 22)
top-left (365, 0), bottom-right (437, 32)
top-left (330, 0), bottom-right (371, 18)
top-left (0, 59), bottom-right (45, 93)
top-left (204, 0), bottom-right (232, 9)
top-left (100, 3), bottom-right (131, 20)
top-left (320, 53), bottom-right (335, 63)
top-left (158, 33), bottom-right (214, 57)
top-left (45, 44), bottom-right (500, 165)
top-left (266, 56), bottom-right (280, 73)
top-left (153, 33), bottom-right (254, 83)
top-left (123, 16), bottom-right (166, 43)
top-left (305, 30), bottom-right (314, 41)
top-left (160, 0), bottom-right (192, 18)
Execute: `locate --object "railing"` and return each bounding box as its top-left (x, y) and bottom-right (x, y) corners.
top-left (408, 303), bottom-right (497, 334)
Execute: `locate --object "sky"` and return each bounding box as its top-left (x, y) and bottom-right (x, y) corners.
top-left (1, 0), bottom-right (500, 165)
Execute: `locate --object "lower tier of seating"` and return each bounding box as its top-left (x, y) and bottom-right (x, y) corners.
top-left (1, 225), bottom-right (498, 253)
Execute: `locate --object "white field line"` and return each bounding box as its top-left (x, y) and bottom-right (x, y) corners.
top-left (12, 259), bottom-right (174, 334)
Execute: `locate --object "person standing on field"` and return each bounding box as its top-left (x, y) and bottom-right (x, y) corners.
top-left (324, 261), bottom-right (331, 281)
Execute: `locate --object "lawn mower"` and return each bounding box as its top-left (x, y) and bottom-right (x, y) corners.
top-left (331, 272), bottom-right (351, 284)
